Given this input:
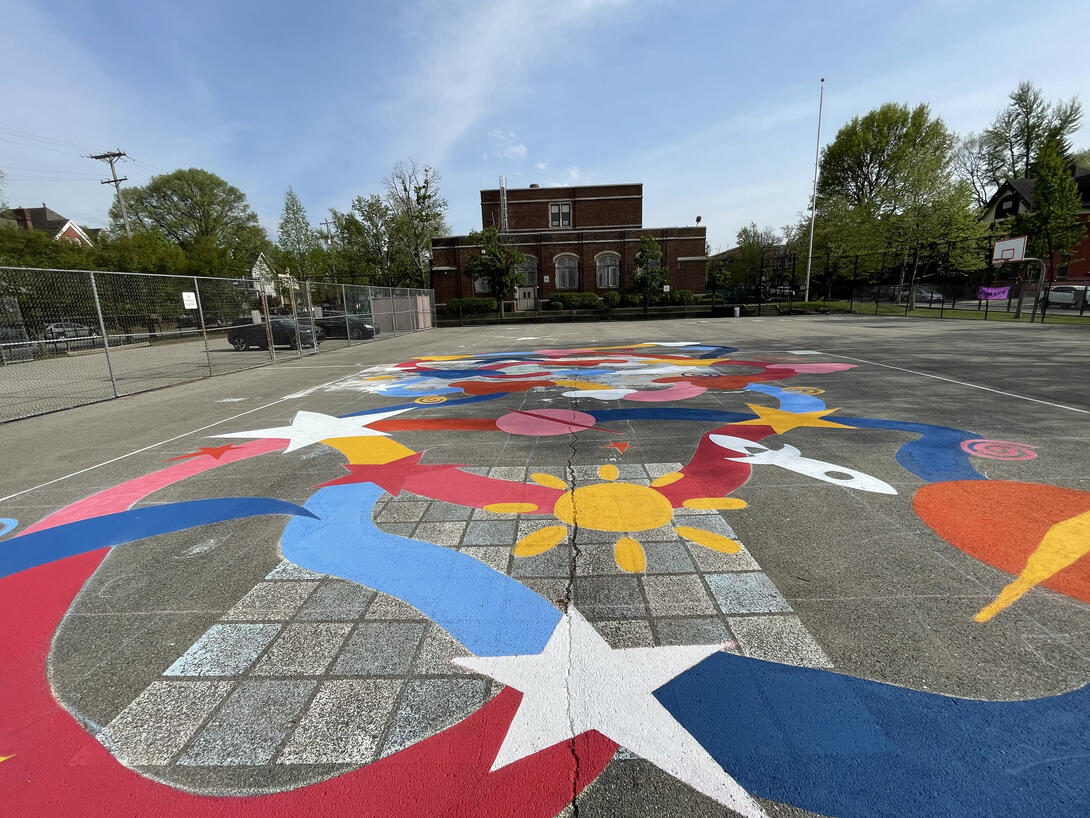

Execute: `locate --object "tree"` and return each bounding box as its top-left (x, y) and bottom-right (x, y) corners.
top-left (329, 194), bottom-right (419, 287)
top-left (110, 168), bottom-right (269, 277)
top-left (462, 227), bottom-right (525, 317)
top-left (383, 160), bottom-right (450, 288)
top-left (1073, 147), bottom-right (1090, 168)
top-left (959, 82), bottom-right (1084, 203)
top-left (0, 169), bottom-right (7, 209)
top-left (277, 188), bottom-right (320, 279)
top-left (984, 82), bottom-right (1082, 180)
top-left (734, 223), bottom-right (781, 284)
top-left (814, 102), bottom-right (986, 305)
top-left (1015, 138), bottom-right (1085, 288)
top-left (631, 234), bottom-right (665, 314)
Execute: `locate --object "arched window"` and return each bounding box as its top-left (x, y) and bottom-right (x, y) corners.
top-left (516, 257), bottom-right (538, 287)
top-left (554, 255), bottom-right (579, 290)
top-left (595, 252), bottom-right (620, 289)
top-left (474, 276), bottom-right (491, 293)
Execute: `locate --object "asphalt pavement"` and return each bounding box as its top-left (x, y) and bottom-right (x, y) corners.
top-left (2, 314), bottom-right (1089, 817)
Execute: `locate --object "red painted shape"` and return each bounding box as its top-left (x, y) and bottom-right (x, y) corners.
top-left (453, 379), bottom-right (555, 396)
top-left (913, 481), bottom-right (1090, 605)
top-left (604, 441), bottom-right (630, 454)
top-left (402, 469), bottom-right (563, 512)
top-left (654, 372), bottom-right (786, 390)
top-left (0, 553), bottom-right (618, 816)
top-left (654, 424), bottom-right (774, 507)
top-left (22, 439), bottom-right (284, 535)
top-left (316, 452), bottom-right (467, 495)
top-left (164, 444), bottom-right (243, 462)
top-left (371, 418), bottom-right (499, 432)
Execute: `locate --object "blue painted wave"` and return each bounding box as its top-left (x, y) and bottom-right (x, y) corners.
top-left (280, 483), bottom-right (561, 656)
top-left (2, 498), bottom-right (317, 579)
top-left (658, 652), bottom-right (1090, 817)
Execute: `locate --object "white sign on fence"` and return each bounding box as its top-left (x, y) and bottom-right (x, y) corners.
top-left (182, 291), bottom-right (198, 309)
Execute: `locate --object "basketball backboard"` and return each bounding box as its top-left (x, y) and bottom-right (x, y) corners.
top-left (992, 236), bottom-right (1027, 265)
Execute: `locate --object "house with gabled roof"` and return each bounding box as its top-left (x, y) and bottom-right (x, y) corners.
top-left (0, 204), bottom-right (96, 247)
top-left (982, 165), bottom-right (1090, 284)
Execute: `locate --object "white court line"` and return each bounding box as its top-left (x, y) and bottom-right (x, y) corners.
top-left (0, 368), bottom-right (367, 504)
top-left (826, 352), bottom-right (1090, 415)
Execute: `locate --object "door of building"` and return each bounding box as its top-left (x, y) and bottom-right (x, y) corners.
top-left (515, 286), bottom-right (536, 311)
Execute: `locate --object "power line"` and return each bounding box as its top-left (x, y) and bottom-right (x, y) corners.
top-left (0, 127), bottom-right (95, 152)
top-left (90, 149), bottom-right (133, 237)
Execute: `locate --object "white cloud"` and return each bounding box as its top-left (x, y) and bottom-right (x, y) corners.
top-left (489, 129), bottom-right (528, 160)
top-left (389, 0), bottom-right (636, 160)
top-left (536, 161), bottom-right (549, 170)
top-left (568, 166), bottom-right (581, 181)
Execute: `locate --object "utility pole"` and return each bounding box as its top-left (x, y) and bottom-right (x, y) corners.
top-left (803, 78), bottom-right (825, 303)
top-left (320, 218), bottom-right (337, 279)
top-left (91, 150), bottom-right (132, 237)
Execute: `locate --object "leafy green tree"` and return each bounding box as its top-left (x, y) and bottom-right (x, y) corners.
top-left (277, 188), bottom-right (321, 280)
top-left (462, 226), bottom-right (525, 317)
top-left (329, 194), bottom-right (419, 287)
top-left (733, 223), bottom-right (781, 285)
top-left (384, 160), bottom-right (450, 288)
top-left (1072, 147), bottom-right (1090, 168)
top-left (1014, 138), bottom-right (1085, 287)
top-left (110, 168), bottom-right (269, 277)
top-left (984, 82), bottom-right (1081, 180)
top-left (631, 234), bottom-right (665, 313)
top-left (813, 102), bottom-right (986, 304)
top-left (957, 82), bottom-right (1084, 206)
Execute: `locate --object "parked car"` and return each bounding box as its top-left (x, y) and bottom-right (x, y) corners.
top-left (1045, 285), bottom-right (1088, 309)
top-left (299, 311), bottom-right (378, 340)
top-left (903, 288), bottom-right (944, 304)
top-left (227, 318), bottom-right (322, 350)
top-left (43, 322), bottom-right (99, 350)
top-left (0, 326), bottom-right (36, 362)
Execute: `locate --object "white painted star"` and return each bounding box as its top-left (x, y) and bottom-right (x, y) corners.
top-left (453, 607), bottom-right (769, 818)
top-left (211, 408), bottom-right (410, 453)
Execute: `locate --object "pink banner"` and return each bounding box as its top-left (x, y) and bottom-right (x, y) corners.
top-left (977, 285), bottom-right (1011, 300)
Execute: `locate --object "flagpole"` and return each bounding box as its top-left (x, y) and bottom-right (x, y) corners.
top-left (803, 78), bottom-right (825, 303)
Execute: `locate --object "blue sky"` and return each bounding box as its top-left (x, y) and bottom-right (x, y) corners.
top-left (2, 0), bottom-right (1086, 253)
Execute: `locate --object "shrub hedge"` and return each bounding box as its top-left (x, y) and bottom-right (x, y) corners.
top-left (446, 297), bottom-right (498, 314)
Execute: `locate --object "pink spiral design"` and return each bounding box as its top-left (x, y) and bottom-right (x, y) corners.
top-left (960, 439), bottom-right (1037, 461)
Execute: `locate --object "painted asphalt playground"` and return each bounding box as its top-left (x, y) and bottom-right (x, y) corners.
top-left (1, 315), bottom-right (1089, 817)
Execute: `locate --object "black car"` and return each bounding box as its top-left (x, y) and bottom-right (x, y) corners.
top-left (43, 321), bottom-right (100, 350)
top-left (227, 318), bottom-right (322, 350)
top-left (299, 312), bottom-right (378, 340)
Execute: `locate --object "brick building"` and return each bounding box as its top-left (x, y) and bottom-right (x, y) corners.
top-left (429, 183), bottom-right (706, 307)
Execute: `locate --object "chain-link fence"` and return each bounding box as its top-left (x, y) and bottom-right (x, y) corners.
top-left (0, 267), bottom-right (435, 421)
top-left (713, 236), bottom-right (1090, 325)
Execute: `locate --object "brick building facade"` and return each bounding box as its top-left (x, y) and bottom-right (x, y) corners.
top-left (430, 183), bottom-right (707, 306)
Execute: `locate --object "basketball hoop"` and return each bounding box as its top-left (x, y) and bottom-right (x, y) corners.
top-left (992, 236), bottom-right (1027, 267)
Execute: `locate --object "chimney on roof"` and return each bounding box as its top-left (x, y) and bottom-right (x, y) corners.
top-left (529, 183), bottom-right (539, 188)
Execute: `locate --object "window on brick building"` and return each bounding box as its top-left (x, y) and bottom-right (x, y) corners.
top-left (554, 255), bottom-right (578, 289)
top-left (474, 276), bottom-right (491, 293)
top-left (550, 202), bottom-right (572, 228)
top-left (595, 253), bottom-right (620, 288)
top-left (515, 257), bottom-right (538, 286)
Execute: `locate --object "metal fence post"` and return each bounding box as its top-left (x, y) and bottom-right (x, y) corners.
top-left (304, 281), bottom-right (318, 356)
top-left (342, 284), bottom-right (352, 345)
top-left (193, 276), bottom-right (213, 376)
top-left (259, 286), bottom-right (276, 362)
top-left (88, 271), bottom-right (119, 398)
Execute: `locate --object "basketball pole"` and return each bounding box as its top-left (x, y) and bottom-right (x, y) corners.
top-left (1026, 258), bottom-right (1047, 323)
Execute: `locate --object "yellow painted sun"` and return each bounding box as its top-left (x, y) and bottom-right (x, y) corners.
top-left (485, 466), bottom-right (747, 573)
